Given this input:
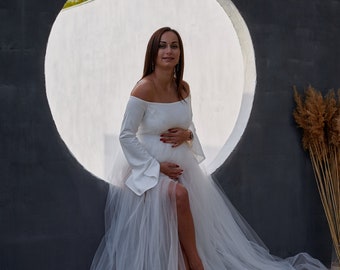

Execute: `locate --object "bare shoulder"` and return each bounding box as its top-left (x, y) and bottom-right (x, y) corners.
top-left (130, 77), bottom-right (155, 102)
top-left (181, 80), bottom-right (190, 98)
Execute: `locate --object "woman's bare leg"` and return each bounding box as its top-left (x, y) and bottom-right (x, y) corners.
top-left (175, 184), bottom-right (204, 270)
top-left (181, 244), bottom-right (190, 270)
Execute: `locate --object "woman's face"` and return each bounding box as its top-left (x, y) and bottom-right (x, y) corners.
top-left (155, 31), bottom-right (181, 70)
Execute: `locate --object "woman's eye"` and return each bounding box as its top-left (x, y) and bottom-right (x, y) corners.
top-left (158, 43), bottom-right (179, 49)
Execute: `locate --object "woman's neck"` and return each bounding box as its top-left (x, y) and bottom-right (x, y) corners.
top-left (151, 69), bottom-right (175, 93)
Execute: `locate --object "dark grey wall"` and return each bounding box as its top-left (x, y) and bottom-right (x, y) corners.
top-left (214, 0), bottom-right (339, 266)
top-left (0, 1), bottom-right (108, 269)
top-left (0, 0), bottom-right (336, 269)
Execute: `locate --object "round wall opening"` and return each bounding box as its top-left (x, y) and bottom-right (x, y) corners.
top-left (45, 0), bottom-right (256, 179)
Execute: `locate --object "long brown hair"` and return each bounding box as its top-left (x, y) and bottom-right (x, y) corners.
top-left (142, 27), bottom-right (186, 100)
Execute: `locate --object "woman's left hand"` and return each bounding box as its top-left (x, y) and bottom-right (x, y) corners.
top-left (160, 128), bottom-right (191, 147)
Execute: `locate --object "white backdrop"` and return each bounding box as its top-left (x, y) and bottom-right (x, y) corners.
top-left (45, 0), bottom-right (255, 179)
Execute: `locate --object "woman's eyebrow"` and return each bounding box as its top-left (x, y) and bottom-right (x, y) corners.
top-left (159, 41), bottom-right (179, 44)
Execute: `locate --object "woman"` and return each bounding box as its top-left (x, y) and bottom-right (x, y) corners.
top-left (91, 27), bottom-right (327, 270)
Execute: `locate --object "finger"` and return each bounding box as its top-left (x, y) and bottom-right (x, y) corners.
top-left (160, 137), bottom-right (173, 143)
top-left (161, 134), bottom-right (174, 139)
top-left (166, 163), bottom-right (176, 169)
top-left (161, 131), bottom-right (174, 136)
top-left (174, 168), bottom-right (183, 175)
top-left (169, 163), bottom-right (180, 168)
top-left (172, 140), bottom-right (183, 147)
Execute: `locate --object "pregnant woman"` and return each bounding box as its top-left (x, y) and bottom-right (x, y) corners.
top-left (90, 27), bottom-right (327, 270)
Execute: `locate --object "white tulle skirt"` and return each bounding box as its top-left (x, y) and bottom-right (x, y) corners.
top-left (90, 142), bottom-right (328, 270)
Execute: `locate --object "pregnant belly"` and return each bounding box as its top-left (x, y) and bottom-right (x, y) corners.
top-left (140, 134), bottom-right (194, 165)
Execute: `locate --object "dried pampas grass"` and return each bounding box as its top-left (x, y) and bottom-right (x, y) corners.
top-left (293, 85), bottom-right (340, 263)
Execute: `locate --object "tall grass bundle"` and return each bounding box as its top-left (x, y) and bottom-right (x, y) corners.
top-left (293, 85), bottom-right (340, 263)
top-left (63, 0), bottom-right (89, 9)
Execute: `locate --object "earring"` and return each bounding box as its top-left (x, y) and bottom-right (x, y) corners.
top-left (152, 62), bottom-right (155, 71)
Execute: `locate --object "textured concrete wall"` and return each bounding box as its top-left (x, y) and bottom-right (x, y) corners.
top-left (214, 0), bottom-right (338, 265)
top-left (0, 0), bottom-right (337, 269)
top-left (0, 1), bottom-right (108, 269)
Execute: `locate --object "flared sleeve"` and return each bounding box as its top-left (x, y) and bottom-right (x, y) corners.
top-left (187, 96), bottom-right (205, 163)
top-left (188, 121), bottom-right (205, 164)
top-left (119, 97), bottom-right (160, 196)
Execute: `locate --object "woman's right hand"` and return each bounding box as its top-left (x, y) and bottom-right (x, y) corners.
top-left (160, 162), bottom-right (183, 180)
